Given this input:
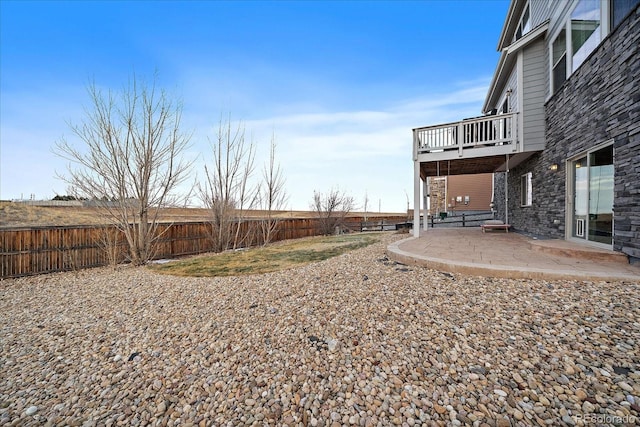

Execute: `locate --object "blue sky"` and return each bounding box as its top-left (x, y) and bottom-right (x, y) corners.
top-left (1, 0), bottom-right (509, 211)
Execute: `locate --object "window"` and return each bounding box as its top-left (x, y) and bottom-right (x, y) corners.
top-left (515, 3), bottom-right (531, 40)
top-left (521, 172), bottom-right (532, 206)
top-left (612, 0), bottom-right (640, 28)
top-left (550, 0), bottom-right (616, 94)
top-left (552, 29), bottom-right (567, 92)
top-left (571, 0), bottom-right (601, 71)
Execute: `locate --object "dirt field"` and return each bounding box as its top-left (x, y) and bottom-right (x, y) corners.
top-left (0, 201), bottom-right (406, 228)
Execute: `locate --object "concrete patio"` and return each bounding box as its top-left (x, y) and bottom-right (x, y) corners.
top-left (387, 228), bottom-right (640, 281)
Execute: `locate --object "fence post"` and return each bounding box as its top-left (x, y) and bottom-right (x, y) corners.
top-left (462, 213), bottom-right (466, 227)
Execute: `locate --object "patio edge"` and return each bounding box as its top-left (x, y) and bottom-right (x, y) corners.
top-left (386, 237), bottom-right (640, 282)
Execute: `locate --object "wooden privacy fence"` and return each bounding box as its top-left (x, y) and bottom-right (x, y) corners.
top-left (1, 216), bottom-right (407, 278)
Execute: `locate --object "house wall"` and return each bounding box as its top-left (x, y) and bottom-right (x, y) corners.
top-left (427, 177), bottom-right (447, 216)
top-left (522, 39), bottom-right (547, 151)
top-left (503, 67), bottom-right (518, 112)
top-left (493, 172), bottom-right (506, 223)
top-left (503, 152), bottom-right (565, 238)
top-left (498, 5), bottom-right (640, 258)
top-left (428, 174), bottom-right (493, 215)
top-left (615, 131), bottom-right (640, 258)
top-left (529, 0), bottom-right (550, 28)
top-left (447, 174), bottom-right (493, 212)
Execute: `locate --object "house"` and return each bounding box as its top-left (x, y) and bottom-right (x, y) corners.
top-left (412, 0), bottom-right (640, 261)
top-left (427, 174), bottom-right (494, 216)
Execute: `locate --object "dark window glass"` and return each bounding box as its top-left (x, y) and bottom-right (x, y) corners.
top-left (552, 30), bottom-right (567, 92)
top-left (515, 4), bottom-right (530, 41)
top-left (553, 55), bottom-right (567, 92)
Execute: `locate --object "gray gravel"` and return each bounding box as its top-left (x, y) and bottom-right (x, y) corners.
top-left (1, 233), bottom-right (639, 427)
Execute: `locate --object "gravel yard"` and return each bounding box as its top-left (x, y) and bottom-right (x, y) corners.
top-left (1, 233), bottom-right (639, 427)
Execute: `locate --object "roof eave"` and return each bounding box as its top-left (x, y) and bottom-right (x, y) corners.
top-left (497, 0), bottom-right (526, 51)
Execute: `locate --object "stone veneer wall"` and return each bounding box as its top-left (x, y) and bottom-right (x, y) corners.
top-left (614, 130), bottom-right (640, 258)
top-left (427, 177), bottom-right (447, 216)
top-left (493, 173), bottom-right (506, 223)
top-left (497, 6), bottom-right (639, 257)
top-left (502, 152), bottom-right (566, 239)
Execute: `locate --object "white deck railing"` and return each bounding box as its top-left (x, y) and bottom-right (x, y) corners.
top-left (414, 112), bottom-right (517, 156)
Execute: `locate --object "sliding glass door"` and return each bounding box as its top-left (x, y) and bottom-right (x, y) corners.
top-left (570, 144), bottom-right (613, 247)
top-left (572, 156), bottom-right (588, 239)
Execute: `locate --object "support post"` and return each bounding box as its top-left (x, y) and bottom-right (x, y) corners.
top-left (505, 154), bottom-right (509, 225)
top-left (457, 122), bottom-right (464, 157)
top-left (413, 160), bottom-right (421, 238)
top-left (422, 178), bottom-right (429, 231)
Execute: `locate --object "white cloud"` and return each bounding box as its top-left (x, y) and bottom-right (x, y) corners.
top-left (215, 80), bottom-right (493, 211)
top-left (1, 71), bottom-right (491, 212)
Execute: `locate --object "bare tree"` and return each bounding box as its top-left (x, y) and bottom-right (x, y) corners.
top-left (199, 116), bottom-right (258, 252)
top-left (258, 136), bottom-right (288, 245)
top-left (54, 74), bottom-right (192, 265)
top-left (311, 188), bottom-right (355, 235)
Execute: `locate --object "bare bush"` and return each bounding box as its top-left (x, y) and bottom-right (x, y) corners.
top-left (199, 116), bottom-right (258, 252)
top-left (94, 226), bottom-right (124, 268)
top-left (257, 136), bottom-right (288, 245)
top-left (54, 73), bottom-right (192, 265)
top-left (311, 188), bottom-right (355, 235)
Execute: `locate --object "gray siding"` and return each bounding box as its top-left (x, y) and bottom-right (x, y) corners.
top-left (505, 66), bottom-right (518, 112)
top-left (522, 39), bottom-right (547, 151)
top-left (543, 35), bottom-right (550, 99)
top-left (490, 66), bottom-right (518, 113)
top-left (529, 0), bottom-right (551, 29)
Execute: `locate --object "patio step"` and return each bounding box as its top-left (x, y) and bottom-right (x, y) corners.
top-left (529, 240), bottom-right (629, 264)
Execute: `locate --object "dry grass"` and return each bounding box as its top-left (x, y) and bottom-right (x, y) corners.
top-left (0, 202), bottom-right (106, 228)
top-left (148, 233), bottom-right (382, 277)
top-left (0, 201), bottom-right (404, 228)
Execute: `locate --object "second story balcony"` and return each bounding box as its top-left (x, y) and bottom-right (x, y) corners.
top-left (413, 112), bottom-right (519, 163)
